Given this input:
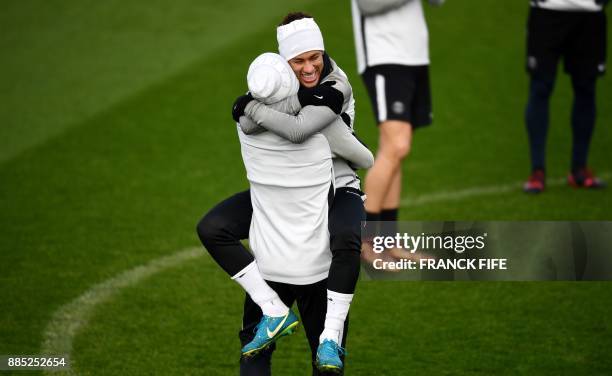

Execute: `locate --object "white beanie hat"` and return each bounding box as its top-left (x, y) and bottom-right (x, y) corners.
top-left (277, 17), bottom-right (324, 61)
top-left (247, 52), bottom-right (299, 104)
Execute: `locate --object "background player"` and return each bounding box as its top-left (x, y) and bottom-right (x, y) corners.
top-left (351, 0), bottom-right (444, 261)
top-left (523, 0), bottom-right (608, 193)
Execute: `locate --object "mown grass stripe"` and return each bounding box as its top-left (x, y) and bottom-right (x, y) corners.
top-left (41, 248), bottom-right (202, 375)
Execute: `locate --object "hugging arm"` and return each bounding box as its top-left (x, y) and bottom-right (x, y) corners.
top-left (233, 93), bottom-right (303, 135)
top-left (244, 102), bottom-right (338, 143)
top-left (242, 99), bottom-right (373, 169)
top-left (322, 118), bottom-right (374, 169)
top-left (240, 80), bottom-right (346, 142)
top-left (238, 116), bottom-right (267, 135)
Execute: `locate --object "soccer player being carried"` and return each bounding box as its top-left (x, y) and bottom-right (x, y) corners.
top-left (197, 13), bottom-right (372, 374)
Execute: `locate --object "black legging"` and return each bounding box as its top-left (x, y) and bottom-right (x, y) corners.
top-left (196, 187), bottom-right (364, 294)
top-left (525, 72), bottom-right (597, 172)
top-left (196, 190), bottom-right (255, 277)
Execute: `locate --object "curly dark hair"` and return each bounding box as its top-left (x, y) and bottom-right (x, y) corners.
top-left (279, 12), bottom-right (313, 26)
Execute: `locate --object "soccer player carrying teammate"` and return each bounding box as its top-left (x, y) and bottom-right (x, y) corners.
top-left (523, 0), bottom-right (608, 193)
top-left (197, 13), bottom-right (371, 374)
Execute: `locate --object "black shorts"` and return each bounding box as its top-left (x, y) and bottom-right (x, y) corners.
top-left (361, 64), bottom-right (432, 128)
top-left (527, 7), bottom-right (607, 78)
top-left (239, 279), bottom-right (348, 375)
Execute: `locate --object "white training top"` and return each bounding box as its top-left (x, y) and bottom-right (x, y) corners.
top-left (351, 0), bottom-right (430, 74)
top-left (238, 127), bottom-right (333, 285)
top-left (530, 0), bottom-right (603, 12)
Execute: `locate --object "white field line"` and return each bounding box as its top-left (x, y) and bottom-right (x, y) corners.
top-left (400, 172), bottom-right (611, 208)
top-left (39, 172), bottom-right (610, 374)
top-left (41, 247), bottom-right (202, 375)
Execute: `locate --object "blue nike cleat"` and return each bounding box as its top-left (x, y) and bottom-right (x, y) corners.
top-left (241, 310), bottom-right (299, 358)
top-left (315, 339), bottom-right (345, 373)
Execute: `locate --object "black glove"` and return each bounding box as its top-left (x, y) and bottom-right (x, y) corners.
top-left (297, 81), bottom-right (344, 114)
top-left (232, 92), bottom-right (254, 122)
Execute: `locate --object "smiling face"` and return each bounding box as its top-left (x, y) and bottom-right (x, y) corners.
top-left (287, 50), bottom-right (324, 88)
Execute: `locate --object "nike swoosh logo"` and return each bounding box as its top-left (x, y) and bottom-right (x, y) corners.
top-left (314, 95), bottom-right (323, 99)
top-left (266, 314), bottom-right (289, 338)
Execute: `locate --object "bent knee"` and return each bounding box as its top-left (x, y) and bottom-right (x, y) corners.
top-left (196, 213), bottom-right (226, 244)
top-left (381, 138), bottom-right (411, 160)
top-left (379, 121), bottom-right (412, 160)
top-left (392, 139), bottom-right (411, 159)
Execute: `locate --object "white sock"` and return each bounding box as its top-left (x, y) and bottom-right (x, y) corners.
top-left (319, 290), bottom-right (353, 344)
top-left (232, 261), bottom-right (289, 317)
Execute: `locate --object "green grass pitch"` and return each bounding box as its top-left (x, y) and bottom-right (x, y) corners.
top-left (1, 0), bottom-right (611, 374)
